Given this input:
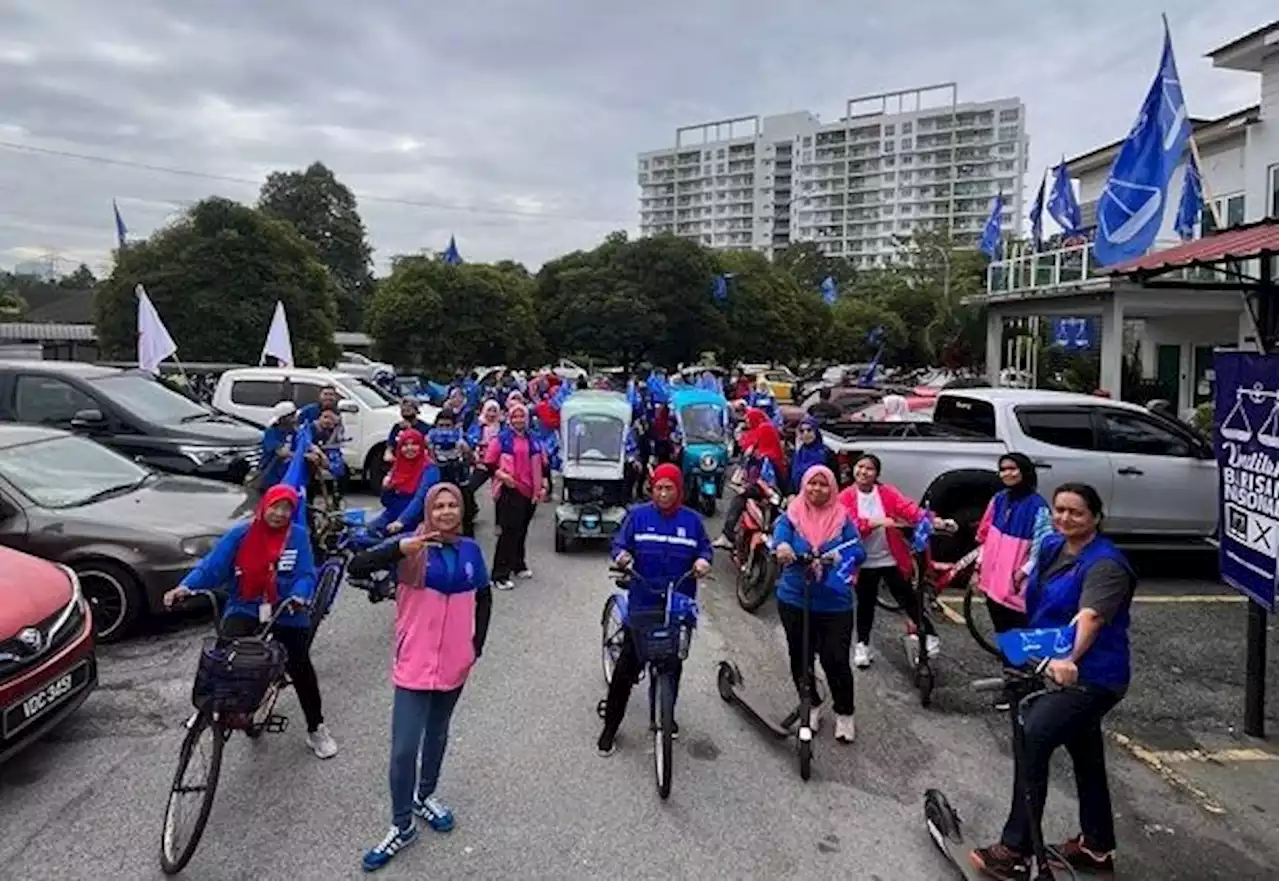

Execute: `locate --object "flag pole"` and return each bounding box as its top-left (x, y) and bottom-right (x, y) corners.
top-left (1186, 136), bottom-right (1224, 230)
top-left (134, 286), bottom-right (187, 384)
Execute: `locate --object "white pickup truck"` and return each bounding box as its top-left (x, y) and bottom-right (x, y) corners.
top-left (822, 388), bottom-right (1218, 554)
top-left (212, 367), bottom-right (438, 490)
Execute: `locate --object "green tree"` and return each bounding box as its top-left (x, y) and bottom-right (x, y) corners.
top-left (94, 197), bottom-right (340, 365)
top-left (365, 257), bottom-right (543, 373)
top-left (773, 241), bottom-right (858, 299)
top-left (715, 250), bottom-right (817, 365)
top-left (259, 162), bottom-right (374, 331)
top-left (885, 227), bottom-right (988, 368)
top-left (58, 263), bottom-right (97, 290)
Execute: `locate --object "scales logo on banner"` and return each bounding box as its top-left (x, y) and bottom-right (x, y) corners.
top-left (1051, 317), bottom-right (1093, 350)
top-left (1214, 352), bottom-right (1279, 611)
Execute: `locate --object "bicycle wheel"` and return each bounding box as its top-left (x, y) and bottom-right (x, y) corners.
top-left (307, 562), bottom-right (344, 644)
top-left (653, 671), bottom-right (675, 800)
top-left (601, 595), bottom-right (626, 687)
top-left (159, 711), bottom-right (225, 875)
top-left (875, 560), bottom-right (910, 612)
top-left (962, 581), bottom-right (1001, 658)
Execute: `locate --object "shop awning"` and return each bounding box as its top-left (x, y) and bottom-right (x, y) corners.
top-left (1110, 220), bottom-right (1279, 275)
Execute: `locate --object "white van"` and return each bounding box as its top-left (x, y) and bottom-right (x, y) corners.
top-left (212, 367), bottom-right (438, 489)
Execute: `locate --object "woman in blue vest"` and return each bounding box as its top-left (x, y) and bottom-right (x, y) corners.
top-left (970, 483), bottom-right (1135, 880)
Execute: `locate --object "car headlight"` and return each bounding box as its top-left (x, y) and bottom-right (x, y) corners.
top-left (179, 445), bottom-right (238, 466)
top-left (700, 454), bottom-right (717, 471)
top-left (180, 535), bottom-right (220, 558)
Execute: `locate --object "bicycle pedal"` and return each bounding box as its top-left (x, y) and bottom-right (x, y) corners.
top-left (264, 714), bottom-right (289, 733)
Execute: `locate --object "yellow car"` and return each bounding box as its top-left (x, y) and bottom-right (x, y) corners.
top-left (761, 369), bottom-right (796, 403)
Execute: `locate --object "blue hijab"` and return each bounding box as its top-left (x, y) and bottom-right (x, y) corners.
top-left (790, 416), bottom-right (828, 493)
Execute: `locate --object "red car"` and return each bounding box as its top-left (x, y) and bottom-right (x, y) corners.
top-left (0, 546), bottom-right (97, 763)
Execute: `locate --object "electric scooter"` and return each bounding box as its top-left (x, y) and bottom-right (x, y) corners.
top-left (924, 659), bottom-right (1084, 880)
top-left (716, 542), bottom-right (860, 781)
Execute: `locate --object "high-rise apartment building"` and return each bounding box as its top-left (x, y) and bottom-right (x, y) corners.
top-left (637, 84), bottom-right (1028, 267)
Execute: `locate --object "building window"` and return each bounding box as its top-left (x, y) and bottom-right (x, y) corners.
top-left (1202, 192), bottom-right (1247, 234)
top-left (1269, 164), bottom-right (1279, 218)
top-left (885, 124), bottom-right (895, 136)
top-left (902, 122), bottom-right (913, 134)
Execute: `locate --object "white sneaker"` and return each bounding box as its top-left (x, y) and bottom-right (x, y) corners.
top-left (835, 714), bottom-right (856, 743)
top-left (307, 723), bottom-right (339, 759)
top-left (493, 579), bottom-right (515, 591)
top-left (808, 705), bottom-right (822, 732)
top-left (925, 634), bottom-right (941, 658)
top-left (712, 535), bottom-right (734, 550)
top-left (515, 569), bottom-right (534, 579)
top-left (853, 642), bottom-right (873, 669)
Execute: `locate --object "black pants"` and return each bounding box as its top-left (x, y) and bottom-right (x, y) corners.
top-left (987, 595), bottom-right (1028, 634)
top-left (492, 487), bottom-right (535, 581)
top-left (778, 601), bottom-right (855, 716)
top-left (625, 462), bottom-right (644, 501)
top-left (721, 484), bottom-right (761, 542)
top-left (854, 565), bottom-right (935, 642)
top-left (600, 629), bottom-right (682, 738)
top-left (1001, 686), bottom-right (1122, 854)
top-left (222, 617), bottom-right (324, 733)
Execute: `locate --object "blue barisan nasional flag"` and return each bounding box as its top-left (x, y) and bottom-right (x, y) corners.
top-left (996, 624), bottom-right (1078, 667)
top-left (441, 235), bottom-right (463, 265)
top-left (820, 275), bottom-right (838, 306)
top-left (712, 274), bottom-right (728, 303)
top-left (1094, 17), bottom-right (1192, 266)
top-left (1029, 172), bottom-right (1046, 251)
top-left (1173, 151), bottom-right (1204, 241)
top-left (1047, 158), bottom-right (1083, 237)
top-left (113, 200), bottom-right (128, 249)
top-left (979, 191), bottom-right (1005, 259)
top-left (857, 326), bottom-right (887, 388)
top-left (281, 421), bottom-right (315, 528)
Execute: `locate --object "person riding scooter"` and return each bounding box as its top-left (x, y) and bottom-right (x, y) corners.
top-left (597, 463), bottom-right (713, 757)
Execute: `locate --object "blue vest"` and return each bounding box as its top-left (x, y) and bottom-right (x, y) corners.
top-left (496, 427), bottom-right (539, 457)
top-left (1027, 534), bottom-right (1133, 691)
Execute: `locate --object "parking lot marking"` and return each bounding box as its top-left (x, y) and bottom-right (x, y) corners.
top-left (938, 594), bottom-right (1247, 612)
top-left (1148, 747), bottom-right (1277, 764)
top-left (1108, 731), bottom-right (1228, 815)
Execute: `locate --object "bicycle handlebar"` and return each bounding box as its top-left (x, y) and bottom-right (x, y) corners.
top-left (609, 563), bottom-right (706, 590)
top-left (182, 589), bottom-right (309, 639)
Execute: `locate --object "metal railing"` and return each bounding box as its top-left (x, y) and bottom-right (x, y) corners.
top-left (984, 238), bottom-right (1189, 295)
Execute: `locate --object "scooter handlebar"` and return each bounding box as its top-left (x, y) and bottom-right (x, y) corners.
top-left (970, 658), bottom-right (1053, 693)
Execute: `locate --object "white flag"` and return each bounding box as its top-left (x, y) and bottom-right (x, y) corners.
top-left (136, 284), bottom-right (177, 375)
top-left (260, 300), bottom-right (294, 367)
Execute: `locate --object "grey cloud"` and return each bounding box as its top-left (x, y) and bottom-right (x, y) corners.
top-left (0, 0), bottom-right (1273, 276)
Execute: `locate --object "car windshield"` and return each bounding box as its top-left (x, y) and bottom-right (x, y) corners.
top-left (567, 415), bottom-right (624, 462)
top-left (680, 404), bottom-right (726, 443)
top-left (0, 435), bottom-right (149, 509)
top-left (90, 374), bottom-right (211, 424)
top-left (342, 379), bottom-right (394, 408)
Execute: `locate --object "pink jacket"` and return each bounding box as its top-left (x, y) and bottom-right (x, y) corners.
top-left (484, 431), bottom-right (546, 501)
top-left (838, 482), bottom-right (924, 579)
top-left (392, 539), bottom-right (491, 692)
top-left (974, 493), bottom-right (1053, 612)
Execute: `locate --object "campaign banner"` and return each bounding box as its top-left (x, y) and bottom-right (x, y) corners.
top-left (1214, 351), bottom-right (1279, 611)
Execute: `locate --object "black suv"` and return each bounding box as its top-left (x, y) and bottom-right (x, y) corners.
top-left (0, 361), bottom-right (262, 484)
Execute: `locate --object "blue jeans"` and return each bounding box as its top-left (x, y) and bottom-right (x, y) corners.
top-left (389, 686), bottom-right (463, 828)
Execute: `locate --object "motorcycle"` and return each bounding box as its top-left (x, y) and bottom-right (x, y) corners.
top-left (731, 476), bottom-right (784, 613)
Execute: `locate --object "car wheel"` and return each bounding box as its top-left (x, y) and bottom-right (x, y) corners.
top-left (364, 446), bottom-right (388, 493)
top-left (76, 560), bottom-right (145, 642)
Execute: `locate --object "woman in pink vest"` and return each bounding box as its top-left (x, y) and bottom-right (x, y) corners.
top-left (838, 453), bottom-right (955, 669)
top-left (352, 483), bottom-right (493, 872)
top-left (973, 453), bottom-right (1053, 634)
top-left (484, 401), bottom-right (546, 590)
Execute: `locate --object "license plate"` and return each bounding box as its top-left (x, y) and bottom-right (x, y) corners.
top-left (581, 521), bottom-right (601, 534)
top-left (3, 661), bottom-right (91, 738)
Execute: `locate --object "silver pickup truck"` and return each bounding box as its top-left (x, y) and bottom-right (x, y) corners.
top-left (822, 388), bottom-right (1218, 554)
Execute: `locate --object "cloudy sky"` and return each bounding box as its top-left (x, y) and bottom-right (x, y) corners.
top-left (0, 0), bottom-right (1271, 277)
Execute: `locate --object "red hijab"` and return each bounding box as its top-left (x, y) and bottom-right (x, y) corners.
top-left (742, 408), bottom-right (786, 478)
top-left (235, 484), bottom-right (299, 604)
top-left (535, 398), bottom-right (559, 432)
top-left (386, 428), bottom-right (428, 495)
top-left (651, 462), bottom-right (684, 512)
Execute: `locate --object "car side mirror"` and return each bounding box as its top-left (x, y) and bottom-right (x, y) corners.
top-left (337, 399), bottom-right (359, 414)
top-left (69, 408), bottom-right (107, 430)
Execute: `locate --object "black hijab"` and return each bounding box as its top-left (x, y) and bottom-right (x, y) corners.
top-left (999, 453), bottom-right (1038, 499)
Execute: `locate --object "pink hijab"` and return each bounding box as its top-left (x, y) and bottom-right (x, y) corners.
top-left (785, 465), bottom-right (849, 550)
top-left (398, 482), bottom-right (463, 588)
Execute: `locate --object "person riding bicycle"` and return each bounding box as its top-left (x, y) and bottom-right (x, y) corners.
top-left (162, 484), bottom-right (339, 760)
top-left (970, 482), bottom-right (1134, 880)
top-left (597, 462), bottom-right (712, 757)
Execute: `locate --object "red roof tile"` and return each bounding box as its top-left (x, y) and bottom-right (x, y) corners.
top-left (1110, 221), bottom-right (1279, 274)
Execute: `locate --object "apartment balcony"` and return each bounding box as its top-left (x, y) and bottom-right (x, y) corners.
top-left (983, 238), bottom-right (1187, 297)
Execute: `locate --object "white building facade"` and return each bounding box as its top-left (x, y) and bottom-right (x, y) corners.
top-left (637, 84), bottom-right (1028, 268)
top-left (970, 21), bottom-right (1278, 412)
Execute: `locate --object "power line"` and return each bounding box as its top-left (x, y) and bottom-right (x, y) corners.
top-left (0, 139), bottom-right (630, 225)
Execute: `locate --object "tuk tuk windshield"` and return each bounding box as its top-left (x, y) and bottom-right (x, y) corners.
top-left (566, 414), bottom-right (625, 462)
top-left (679, 403), bottom-right (726, 444)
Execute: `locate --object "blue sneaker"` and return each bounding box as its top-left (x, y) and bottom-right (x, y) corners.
top-left (413, 795), bottom-right (455, 832)
top-left (361, 824), bottom-right (418, 872)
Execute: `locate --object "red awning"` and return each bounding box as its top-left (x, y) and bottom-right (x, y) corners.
top-left (1110, 220), bottom-right (1279, 274)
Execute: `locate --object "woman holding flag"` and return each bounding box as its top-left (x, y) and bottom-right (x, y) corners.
top-left (770, 465), bottom-right (865, 744)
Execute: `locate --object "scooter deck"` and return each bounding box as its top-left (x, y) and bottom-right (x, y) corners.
top-left (716, 661), bottom-right (799, 740)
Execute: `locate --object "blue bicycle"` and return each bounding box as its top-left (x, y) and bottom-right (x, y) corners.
top-left (598, 564), bottom-right (700, 799)
top-left (307, 509), bottom-right (396, 643)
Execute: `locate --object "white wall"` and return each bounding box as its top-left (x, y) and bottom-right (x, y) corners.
top-left (1244, 48), bottom-right (1278, 221)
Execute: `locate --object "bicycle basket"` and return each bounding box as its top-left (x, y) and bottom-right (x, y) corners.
top-left (191, 637), bottom-right (288, 715)
top-left (628, 605), bottom-right (688, 664)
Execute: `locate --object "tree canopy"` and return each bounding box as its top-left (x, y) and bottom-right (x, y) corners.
top-left (94, 197), bottom-right (340, 366)
top-left (259, 162), bottom-right (374, 332)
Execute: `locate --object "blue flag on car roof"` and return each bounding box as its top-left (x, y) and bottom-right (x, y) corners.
top-left (281, 421), bottom-right (314, 528)
top-left (1094, 17), bottom-right (1191, 266)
